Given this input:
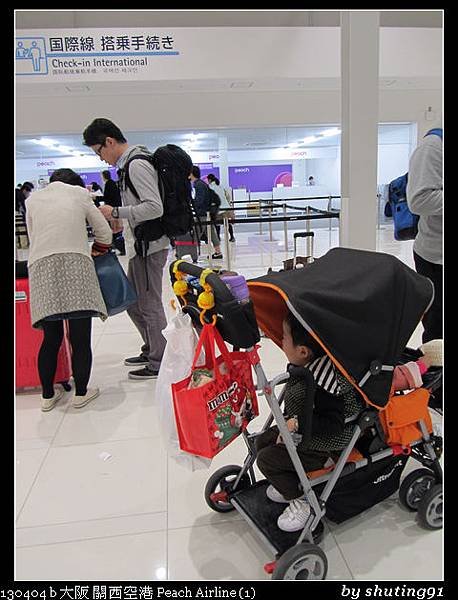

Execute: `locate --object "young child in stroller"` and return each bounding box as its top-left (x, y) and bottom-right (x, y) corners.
top-left (256, 311), bottom-right (442, 533)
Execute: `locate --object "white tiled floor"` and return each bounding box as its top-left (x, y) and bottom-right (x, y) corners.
top-left (15, 226), bottom-right (443, 581)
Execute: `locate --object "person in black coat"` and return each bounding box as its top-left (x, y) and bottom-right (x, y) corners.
top-left (101, 170), bottom-right (122, 208)
top-left (101, 170), bottom-right (125, 255)
top-left (15, 182), bottom-right (34, 216)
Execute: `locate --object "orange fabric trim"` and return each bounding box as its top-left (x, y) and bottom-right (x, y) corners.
top-left (306, 448), bottom-right (365, 480)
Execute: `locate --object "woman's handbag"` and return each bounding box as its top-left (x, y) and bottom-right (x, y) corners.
top-left (93, 251), bottom-right (137, 316)
top-left (171, 323), bottom-right (259, 459)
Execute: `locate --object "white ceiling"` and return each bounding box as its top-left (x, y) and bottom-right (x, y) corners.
top-left (16, 123), bottom-right (412, 160)
top-left (15, 10), bottom-right (443, 29)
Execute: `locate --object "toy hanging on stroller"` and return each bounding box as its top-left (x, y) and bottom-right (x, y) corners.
top-left (169, 248), bottom-right (442, 580)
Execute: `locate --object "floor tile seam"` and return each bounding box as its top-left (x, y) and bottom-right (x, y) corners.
top-left (16, 525), bottom-right (169, 549)
top-left (16, 393), bottom-right (72, 520)
top-left (16, 392), bottom-right (82, 521)
top-left (16, 509), bottom-right (168, 531)
top-left (325, 524), bottom-right (356, 580)
top-left (49, 433), bottom-right (162, 449)
top-left (166, 516), bottom-right (246, 534)
top-left (15, 438), bottom-right (55, 523)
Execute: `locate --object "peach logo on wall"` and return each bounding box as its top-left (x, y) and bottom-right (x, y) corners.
top-left (274, 172), bottom-right (293, 187)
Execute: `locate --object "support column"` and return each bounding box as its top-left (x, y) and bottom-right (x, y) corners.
top-left (217, 135), bottom-right (229, 189)
top-left (340, 11), bottom-right (380, 251)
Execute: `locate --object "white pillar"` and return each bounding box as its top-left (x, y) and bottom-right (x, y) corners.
top-left (340, 11), bottom-right (380, 251)
top-left (217, 135), bottom-right (229, 189)
top-left (292, 159), bottom-right (306, 186)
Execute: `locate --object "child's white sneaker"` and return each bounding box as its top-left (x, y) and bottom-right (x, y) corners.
top-left (72, 387), bottom-right (100, 409)
top-left (41, 388), bottom-right (65, 412)
top-left (277, 499), bottom-right (311, 532)
top-left (266, 485), bottom-right (289, 503)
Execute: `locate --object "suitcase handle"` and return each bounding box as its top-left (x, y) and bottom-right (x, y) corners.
top-left (293, 232), bottom-right (315, 239)
top-left (293, 231), bottom-right (314, 268)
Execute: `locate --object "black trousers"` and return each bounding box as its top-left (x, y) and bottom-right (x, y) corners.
top-left (38, 318), bottom-right (92, 398)
top-left (255, 427), bottom-right (330, 500)
top-left (413, 251), bottom-right (443, 343)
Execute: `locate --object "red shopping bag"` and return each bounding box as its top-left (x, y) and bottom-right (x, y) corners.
top-left (172, 324), bottom-right (259, 459)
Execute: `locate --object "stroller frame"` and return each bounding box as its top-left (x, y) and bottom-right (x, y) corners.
top-left (170, 259), bottom-right (443, 580)
top-left (210, 357), bottom-right (442, 577)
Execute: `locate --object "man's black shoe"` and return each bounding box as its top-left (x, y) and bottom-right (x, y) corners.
top-left (124, 355), bottom-right (149, 366)
top-left (128, 366), bottom-right (159, 380)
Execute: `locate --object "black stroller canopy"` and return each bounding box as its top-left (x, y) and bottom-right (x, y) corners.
top-left (248, 248), bottom-right (434, 408)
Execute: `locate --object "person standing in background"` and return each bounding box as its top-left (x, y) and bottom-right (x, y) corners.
top-left (89, 182), bottom-right (104, 207)
top-left (207, 173), bottom-right (236, 242)
top-left (15, 181), bottom-right (34, 216)
top-left (25, 168), bottom-right (112, 411)
top-left (101, 169), bottom-right (126, 256)
top-left (308, 176), bottom-right (315, 186)
top-left (189, 166), bottom-right (223, 260)
top-left (406, 125), bottom-right (443, 414)
top-left (406, 127), bottom-right (443, 343)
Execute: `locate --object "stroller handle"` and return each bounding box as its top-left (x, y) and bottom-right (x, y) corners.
top-left (170, 260), bottom-right (234, 303)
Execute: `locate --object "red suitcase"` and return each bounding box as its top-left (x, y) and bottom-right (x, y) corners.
top-left (15, 278), bottom-right (72, 390)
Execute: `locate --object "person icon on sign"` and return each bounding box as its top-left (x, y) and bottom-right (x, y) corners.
top-left (30, 42), bottom-right (42, 72)
top-left (16, 41), bottom-right (28, 58)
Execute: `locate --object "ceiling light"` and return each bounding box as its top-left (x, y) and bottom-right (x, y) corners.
top-left (32, 138), bottom-right (59, 147)
top-left (56, 145), bottom-right (73, 153)
top-left (320, 128), bottom-right (341, 137)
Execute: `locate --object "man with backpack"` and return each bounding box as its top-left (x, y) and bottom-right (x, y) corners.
top-left (82, 118), bottom-right (169, 380)
top-left (189, 165), bottom-right (223, 260)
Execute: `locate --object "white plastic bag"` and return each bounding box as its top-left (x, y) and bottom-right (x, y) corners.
top-left (157, 311), bottom-right (212, 471)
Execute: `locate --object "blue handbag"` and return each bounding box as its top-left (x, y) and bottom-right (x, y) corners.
top-left (93, 252), bottom-right (137, 316)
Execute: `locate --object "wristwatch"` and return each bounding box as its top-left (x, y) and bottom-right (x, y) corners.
top-left (112, 207), bottom-right (119, 219)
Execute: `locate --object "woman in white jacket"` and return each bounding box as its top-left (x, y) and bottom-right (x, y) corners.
top-left (26, 169), bottom-right (113, 411)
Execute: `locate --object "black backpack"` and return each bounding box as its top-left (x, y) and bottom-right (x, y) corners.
top-left (118, 144), bottom-right (195, 251)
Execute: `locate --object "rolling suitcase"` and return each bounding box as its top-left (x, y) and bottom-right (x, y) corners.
top-left (15, 277), bottom-right (72, 390)
top-left (283, 231), bottom-right (315, 270)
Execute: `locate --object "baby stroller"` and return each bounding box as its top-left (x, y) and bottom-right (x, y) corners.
top-left (169, 248), bottom-right (443, 581)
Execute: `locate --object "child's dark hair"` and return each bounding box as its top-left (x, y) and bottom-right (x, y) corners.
top-left (285, 311), bottom-right (325, 359)
top-left (191, 165), bottom-right (201, 178)
top-left (49, 168), bottom-right (85, 188)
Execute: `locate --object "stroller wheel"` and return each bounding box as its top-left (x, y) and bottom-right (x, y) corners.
top-left (272, 543), bottom-right (328, 580)
top-left (204, 465), bottom-right (251, 513)
top-left (417, 484), bottom-right (443, 530)
top-left (399, 469), bottom-right (436, 512)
